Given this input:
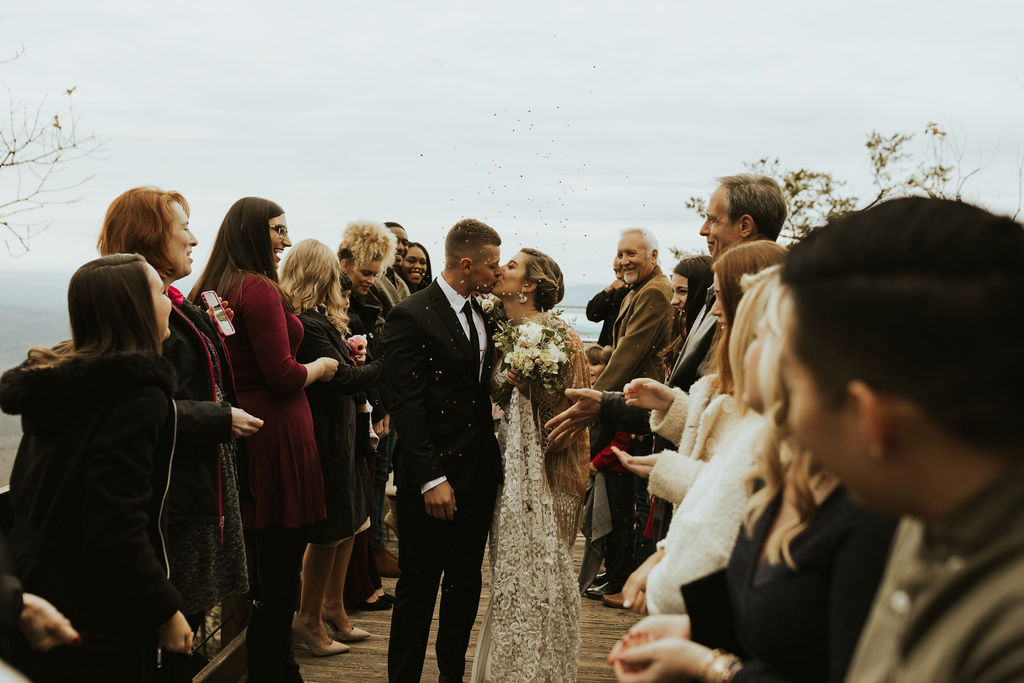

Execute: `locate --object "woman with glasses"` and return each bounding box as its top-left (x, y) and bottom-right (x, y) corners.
top-left (191, 198), bottom-right (338, 683)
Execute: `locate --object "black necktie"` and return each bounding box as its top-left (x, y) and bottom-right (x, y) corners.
top-left (462, 301), bottom-right (480, 375)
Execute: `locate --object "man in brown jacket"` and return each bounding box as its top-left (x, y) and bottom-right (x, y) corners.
top-left (593, 228), bottom-right (672, 393)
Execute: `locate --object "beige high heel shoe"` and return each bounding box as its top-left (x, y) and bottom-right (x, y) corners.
top-left (291, 614), bottom-right (350, 656)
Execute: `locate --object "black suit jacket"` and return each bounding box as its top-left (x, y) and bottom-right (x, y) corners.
top-left (383, 280), bottom-right (502, 495)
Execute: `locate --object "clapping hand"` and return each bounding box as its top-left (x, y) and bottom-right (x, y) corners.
top-left (623, 379), bottom-right (675, 413)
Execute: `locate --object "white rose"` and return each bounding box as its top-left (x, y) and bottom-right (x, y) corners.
top-left (519, 322), bottom-right (544, 347)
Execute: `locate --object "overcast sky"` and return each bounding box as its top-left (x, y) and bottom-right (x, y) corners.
top-left (2, 0), bottom-right (1023, 289)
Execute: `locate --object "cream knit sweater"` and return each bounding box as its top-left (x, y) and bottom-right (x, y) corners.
top-left (642, 376), bottom-right (767, 615)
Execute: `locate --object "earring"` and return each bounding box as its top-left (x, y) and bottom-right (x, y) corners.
top-left (517, 291), bottom-right (528, 304)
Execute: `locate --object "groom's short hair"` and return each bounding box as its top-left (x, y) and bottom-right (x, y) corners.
top-left (445, 218), bottom-right (502, 267)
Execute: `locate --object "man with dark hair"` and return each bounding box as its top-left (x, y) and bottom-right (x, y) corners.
top-left (384, 218), bottom-right (503, 682)
top-left (378, 221), bottom-right (411, 312)
top-left (781, 197), bottom-right (1024, 682)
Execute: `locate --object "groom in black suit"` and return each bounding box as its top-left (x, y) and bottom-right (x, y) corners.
top-left (384, 219), bottom-right (504, 682)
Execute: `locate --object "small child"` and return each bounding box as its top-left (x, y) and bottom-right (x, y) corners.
top-left (581, 345), bottom-right (635, 607)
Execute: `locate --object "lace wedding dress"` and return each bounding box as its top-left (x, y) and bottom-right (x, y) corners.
top-left (471, 317), bottom-right (590, 683)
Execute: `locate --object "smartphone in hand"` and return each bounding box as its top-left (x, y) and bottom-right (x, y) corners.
top-left (201, 290), bottom-right (236, 336)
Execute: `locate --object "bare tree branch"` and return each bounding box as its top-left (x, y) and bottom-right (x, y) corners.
top-left (1, 66), bottom-right (105, 255)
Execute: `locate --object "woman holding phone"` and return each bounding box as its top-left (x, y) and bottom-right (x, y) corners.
top-left (98, 187), bottom-right (261, 637)
top-left (1, 254), bottom-right (192, 681)
top-left (190, 197), bottom-right (338, 682)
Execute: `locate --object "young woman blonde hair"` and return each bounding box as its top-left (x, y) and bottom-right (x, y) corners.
top-left (336, 219), bottom-right (396, 268)
top-left (280, 239), bottom-right (350, 334)
top-left (735, 273), bottom-right (827, 570)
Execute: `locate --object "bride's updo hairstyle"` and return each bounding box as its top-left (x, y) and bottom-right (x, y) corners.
top-left (520, 248), bottom-right (565, 312)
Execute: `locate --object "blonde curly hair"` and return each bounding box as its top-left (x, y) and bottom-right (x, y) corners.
top-left (336, 219), bottom-right (396, 268)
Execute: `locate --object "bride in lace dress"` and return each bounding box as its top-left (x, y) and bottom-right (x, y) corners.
top-left (471, 248), bottom-right (591, 683)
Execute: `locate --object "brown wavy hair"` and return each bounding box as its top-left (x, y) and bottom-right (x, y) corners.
top-left (709, 241), bottom-right (787, 395)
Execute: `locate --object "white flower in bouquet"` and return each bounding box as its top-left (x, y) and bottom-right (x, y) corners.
top-left (491, 311), bottom-right (577, 407)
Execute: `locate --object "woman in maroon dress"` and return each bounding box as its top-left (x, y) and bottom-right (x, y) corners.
top-left (190, 197), bottom-right (338, 683)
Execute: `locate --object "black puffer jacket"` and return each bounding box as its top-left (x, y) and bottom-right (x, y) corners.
top-left (0, 351), bottom-right (182, 635)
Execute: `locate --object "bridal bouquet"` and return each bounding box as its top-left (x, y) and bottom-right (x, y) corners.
top-left (491, 313), bottom-right (577, 408)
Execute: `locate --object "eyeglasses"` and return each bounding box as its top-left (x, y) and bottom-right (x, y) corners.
top-left (270, 225), bottom-right (289, 237)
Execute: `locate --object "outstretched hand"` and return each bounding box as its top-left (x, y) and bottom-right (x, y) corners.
top-left (623, 378), bottom-right (675, 413)
top-left (612, 446), bottom-right (659, 479)
top-left (545, 388), bottom-right (602, 444)
top-left (610, 636), bottom-right (711, 682)
top-left (621, 547), bottom-right (665, 613)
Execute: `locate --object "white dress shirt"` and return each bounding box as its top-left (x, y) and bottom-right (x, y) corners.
top-left (422, 275), bottom-right (487, 494)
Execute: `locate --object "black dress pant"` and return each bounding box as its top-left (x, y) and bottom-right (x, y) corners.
top-left (603, 470), bottom-right (636, 589)
top-left (245, 525), bottom-right (309, 683)
top-left (388, 481), bottom-right (496, 682)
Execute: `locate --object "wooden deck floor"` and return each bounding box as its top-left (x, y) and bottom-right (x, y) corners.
top-left (292, 534), bottom-right (639, 682)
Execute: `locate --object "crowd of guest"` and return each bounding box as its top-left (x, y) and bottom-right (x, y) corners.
top-left (0, 188), bottom-right (437, 682)
top-left (0, 172), bottom-right (1023, 683)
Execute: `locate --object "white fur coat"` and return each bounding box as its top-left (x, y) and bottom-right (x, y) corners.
top-left (643, 377), bottom-right (767, 615)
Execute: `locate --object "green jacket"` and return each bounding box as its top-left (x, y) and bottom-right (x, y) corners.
top-left (845, 462), bottom-right (1024, 682)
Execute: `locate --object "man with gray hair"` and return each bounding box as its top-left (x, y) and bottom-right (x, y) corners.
top-left (547, 174), bottom-right (786, 449)
top-left (592, 228), bottom-right (672, 394)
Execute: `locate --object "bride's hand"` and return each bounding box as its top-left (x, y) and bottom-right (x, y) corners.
top-left (506, 368), bottom-right (529, 395)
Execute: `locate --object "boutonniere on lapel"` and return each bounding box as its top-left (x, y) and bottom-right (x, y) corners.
top-left (474, 293), bottom-right (504, 323)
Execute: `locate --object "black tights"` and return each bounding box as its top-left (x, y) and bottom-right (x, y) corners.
top-left (245, 525), bottom-right (309, 683)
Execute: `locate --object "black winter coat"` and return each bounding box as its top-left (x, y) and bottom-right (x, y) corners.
top-left (297, 309), bottom-right (383, 541)
top-left (163, 297), bottom-right (250, 521)
top-left (0, 352), bottom-right (182, 640)
top-left (349, 288), bottom-right (389, 415)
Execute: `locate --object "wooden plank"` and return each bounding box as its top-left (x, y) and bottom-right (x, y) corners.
top-left (293, 534), bottom-right (640, 682)
top-left (194, 626), bottom-right (247, 683)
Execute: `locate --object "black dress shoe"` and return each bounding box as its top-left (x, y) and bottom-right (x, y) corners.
top-left (595, 572), bottom-right (607, 585)
top-left (379, 592), bottom-right (396, 605)
top-left (585, 582), bottom-right (624, 600)
top-left (354, 598), bottom-right (392, 611)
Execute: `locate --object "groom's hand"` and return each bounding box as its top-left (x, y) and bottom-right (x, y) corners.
top-left (424, 481), bottom-right (457, 521)
top-left (545, 388), bottom-right (602, 444)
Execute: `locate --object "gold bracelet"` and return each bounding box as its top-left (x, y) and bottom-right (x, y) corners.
top-left (697, 648), bottom-right (743, 683)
